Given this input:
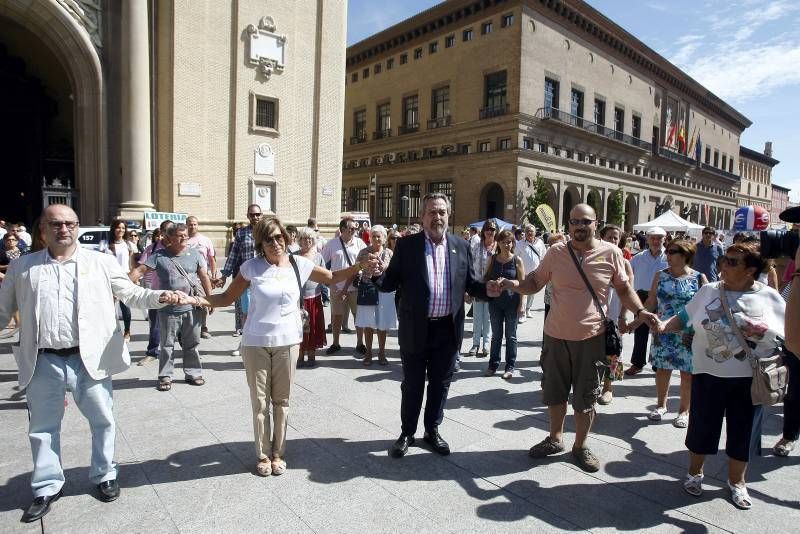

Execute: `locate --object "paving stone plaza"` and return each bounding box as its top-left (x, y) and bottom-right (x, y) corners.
top-left (1, 292), bottom-right (798, 533)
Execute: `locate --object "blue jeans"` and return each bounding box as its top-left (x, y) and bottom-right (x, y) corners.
top-left (471, 300), bottom-right (491, 349)
top-left (489, 297), bottom-right (519, 372)
top-left (146, 308), bottom-right (160, 356)
top-left (26, 352), bottom-right (116, 497)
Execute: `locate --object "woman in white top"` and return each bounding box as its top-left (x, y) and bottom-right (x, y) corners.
top-left (100, 219), bottom-right (135, 340)
top-left (466, 220), bottom-right (497, 356)
top-left (355, 225), bottom-right (396, 365)
top-left (195, 218), bottom-right (366, 477)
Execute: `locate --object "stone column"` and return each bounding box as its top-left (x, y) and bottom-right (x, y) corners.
top-left (119, 0), bottom-right (154, 215)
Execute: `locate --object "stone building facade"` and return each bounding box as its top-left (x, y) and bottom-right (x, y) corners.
top-left (0, 0), bottom-right (346, 243)
top-left (342, 0), bottom-right (750, 231)
top-left (771, 183), bottom-right (791, 227)
top-left (737, 142), bottom-right (778, 212)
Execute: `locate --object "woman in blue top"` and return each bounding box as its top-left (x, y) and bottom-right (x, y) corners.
top-left (484, 229), bottom-right (525, 379)
top-left (637, 239), bottom-right (707, 428)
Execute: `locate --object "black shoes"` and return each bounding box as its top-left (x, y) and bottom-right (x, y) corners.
top-left (325, 344), bottom-right (341, 355)
top-left (356, 344), bottom-right (367, 355)
top-left (21, 490), bottom-right (62, 523)
top-left (389, 434), bottom-right (415, 458)
top-left (97, 480), bottom-right (120, 502)
top-left (423, 431), bottom-right (451, 456)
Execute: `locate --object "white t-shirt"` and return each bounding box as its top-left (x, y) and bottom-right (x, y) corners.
top-left (239, 254), bottom-right (315, 347)
top-left (683, 281), bottom-right (785, 378)
top-left (516, 238), bottom-right (546, 275)
top-left (321, 236), bottom-right (365, 292)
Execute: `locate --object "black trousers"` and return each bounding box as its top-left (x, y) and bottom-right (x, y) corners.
top-left (631, 290), bottom-right (650, 368)
top-left (783, 350), bottom-right (800, 441)
top-left (399, 317), bottom-right (458, 436)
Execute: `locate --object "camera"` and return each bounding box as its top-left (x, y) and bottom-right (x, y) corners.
top-left (760, 229), bottom-right (799, 259)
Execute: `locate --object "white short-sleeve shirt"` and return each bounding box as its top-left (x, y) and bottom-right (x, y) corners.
top-left (239, 254), bottom-right (315, 347)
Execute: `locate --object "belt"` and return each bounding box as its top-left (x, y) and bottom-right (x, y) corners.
top-left (429, 315), bottom-right (453, 323)
top-left (38, 346), bottom-right (80, 357)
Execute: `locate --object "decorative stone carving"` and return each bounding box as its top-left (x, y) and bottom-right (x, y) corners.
top-left (246, 16), bottom-right (287, 82)
top-left (56, 0), bottom-right (103, 48)
top-left (254, 143), bottom-right (275, 175)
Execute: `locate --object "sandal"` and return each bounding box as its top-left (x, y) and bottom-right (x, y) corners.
top-left (271, 458), bottom-right (287, 476)
top-left (255, 459), bottom-right (271, 477)
top-left (185, 376), bottom-right (205, 386)
top-left (378, 354), bottom-right (388, 366)
top-left (362, 353), bottom-right (373, 366)
top-left (157, 378), bottom-right (172, 392)
top-left (728, 481), bottom-right (752, 510)
top-left (648, 407), bottom-right (667, 421)
top-left (673, 413), bottom-right (689, 428)
top-left (773, 439), bottom-right (796, 457)
top-left (683, 473), bottom-right (703, 496)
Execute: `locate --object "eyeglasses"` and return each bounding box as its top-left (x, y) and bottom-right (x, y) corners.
top-left (247, 212), bottom-right (262, 218)
top-left (702, 231), bottom-right (715, 235)
top-left (569, 218), bottom-right (596, 226)
top-left (47, 220), bottom-right (79, 230)
top-left (264, 234), bottom-right (284, 245)
top-left (722, 256), bottom-right (742, 267)
top-left (667, 249), bottom-right (682, 255)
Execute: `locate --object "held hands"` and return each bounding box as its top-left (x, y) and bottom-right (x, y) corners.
top-left (361, 253), bottom-right (384, 277)
top-left (487, 277), bottom-right (516, 298)
top-left (158, 290), bottom-right (185, 305)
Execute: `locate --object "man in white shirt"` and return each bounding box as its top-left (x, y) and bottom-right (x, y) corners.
top-left (626, 226), bottom-right (668, 375)
top-left (321, 217), bottom-right (366, 354)
top-left (0, 204), bottom-right (180, 523)
top-left (516, 224), bottom-right (547, 322)
top-left (186, 216), bottom-right (217, 339)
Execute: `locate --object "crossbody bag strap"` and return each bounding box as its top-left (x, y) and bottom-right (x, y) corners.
top-left (528, 243), bottom-right (540, 259)
top-left (566, 244), bottom-right (607, 323)
top-left (339, 237), bottom-right (354, 266)
top-left (168, 256), bottom-right (201, 294)
top-left (288, 254), bottom-right (304, 310)
top-left (718, 283), bottom-right (757, 369)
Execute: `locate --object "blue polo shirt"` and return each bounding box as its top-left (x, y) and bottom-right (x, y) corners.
top-left (694, 241), bottom-right (724, 282)
top-left (630, 248), bottom-right (668, 292)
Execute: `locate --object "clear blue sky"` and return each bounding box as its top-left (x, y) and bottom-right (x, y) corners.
top-left (347, 0), bottom-right (800, 200)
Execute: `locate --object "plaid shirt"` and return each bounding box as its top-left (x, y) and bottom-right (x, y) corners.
top-left (425, 234), bottom-right (451, 318)
top-left (222, 225), bottom-right (256, 278)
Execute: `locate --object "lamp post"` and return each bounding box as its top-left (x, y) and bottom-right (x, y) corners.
top-left (401, 195), bottom-right (410, 229)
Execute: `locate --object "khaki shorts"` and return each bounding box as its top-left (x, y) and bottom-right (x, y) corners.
top-left (541, 333), bottom-right (606, 413)
top-left (331, 289), bottom-right (358, 318)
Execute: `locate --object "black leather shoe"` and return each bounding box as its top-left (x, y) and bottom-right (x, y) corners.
top-left (423, 431), bottom-right (451, 455)
top-left (389, 434), bottom-right (415, 458)
top-left (325, 344), bottom-right (341, 355)
top-left (97, 480), bottom-right (120, 502)
top-left (21, 490), bottom-right (62, 523)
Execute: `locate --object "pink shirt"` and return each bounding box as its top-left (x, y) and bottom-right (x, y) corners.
top-left (533, 240), bottom-right (628, 341)
top-left (425, 233), bottom-right (451, 318)
top-left (187, 234), bottom-right (216, 267)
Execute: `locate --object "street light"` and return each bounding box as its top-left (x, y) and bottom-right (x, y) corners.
top-left (401, 195), bottom-right (410, 228)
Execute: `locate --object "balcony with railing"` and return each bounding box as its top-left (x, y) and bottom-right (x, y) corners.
top-left (535, 107), bottom-right (652, 152)
top-left (700, 162), bottom-right (740, 182)
top-left (398, 124), bottom-right (419, 135)
top-left (350, 134), bottom-right (367, 145)
top-left (427, 115), bottom-right (452, 129)
top-left (372, 129), bottom-right (392, 140)
top-left (657, 147), bottom-right (695, 167)
top-left (479, 104), bottom-right (509, 120)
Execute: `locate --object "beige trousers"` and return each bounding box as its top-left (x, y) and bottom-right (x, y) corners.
top-left (242, 344), bottom-right (299, 460)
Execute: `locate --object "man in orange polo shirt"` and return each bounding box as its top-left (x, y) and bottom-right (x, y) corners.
top-left (490, 203), bottom-right (658, 472)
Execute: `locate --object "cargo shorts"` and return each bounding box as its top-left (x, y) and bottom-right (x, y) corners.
top-left (541, 333), bottom-right (607, 413)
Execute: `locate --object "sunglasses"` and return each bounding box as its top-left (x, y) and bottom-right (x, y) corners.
top-left (569, 218), bottom-right (596, 226)
top-left (263, 234), bottom-right (284, 245)
top-left (702, 231), bottom-right (715, 235)
top-left (722, 256), bottom-right (742, 267)
top-left (247, 213), bottom-right (262, 218)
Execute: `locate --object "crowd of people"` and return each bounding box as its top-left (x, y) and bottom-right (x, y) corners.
top-left (1, 198), bottom-right (797, 523)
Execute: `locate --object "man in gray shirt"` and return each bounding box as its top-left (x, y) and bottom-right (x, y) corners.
top-left (131, 222), bottom-right (213, 389)
top-left (693, 226), bottom-right (724, 282)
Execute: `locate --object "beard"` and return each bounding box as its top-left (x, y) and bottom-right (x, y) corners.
top-left (572, 229), bottom-right (589, 242)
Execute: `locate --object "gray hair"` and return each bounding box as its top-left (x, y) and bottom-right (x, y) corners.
top-left (296, 226), bottom-right (317, 244)
top-left (422, 192), bottom-right (451, 215)
top-left (164, 222), bottom-right (187, 237)
top-left (522, 223), bottom-right (535, 233)
top-left (370, 224), bottom-right (387, 239)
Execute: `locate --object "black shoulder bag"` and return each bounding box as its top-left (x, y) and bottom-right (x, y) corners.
top-left (289, 255), bottom-right (311, 333)
top-left (566, 244), bottom-right (622, 357)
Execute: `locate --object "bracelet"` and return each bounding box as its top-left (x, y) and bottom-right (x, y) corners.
top-left (634, 307), bottom-right (645, 318)
top-left (791, 271), bottom-right (800, 279)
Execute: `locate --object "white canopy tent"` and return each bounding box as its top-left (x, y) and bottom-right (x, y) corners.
top-left (633, 210), bottom-right (705, 238)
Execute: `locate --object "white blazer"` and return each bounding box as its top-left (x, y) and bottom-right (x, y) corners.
top-left (0, 247), bottom-right (165, 388)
